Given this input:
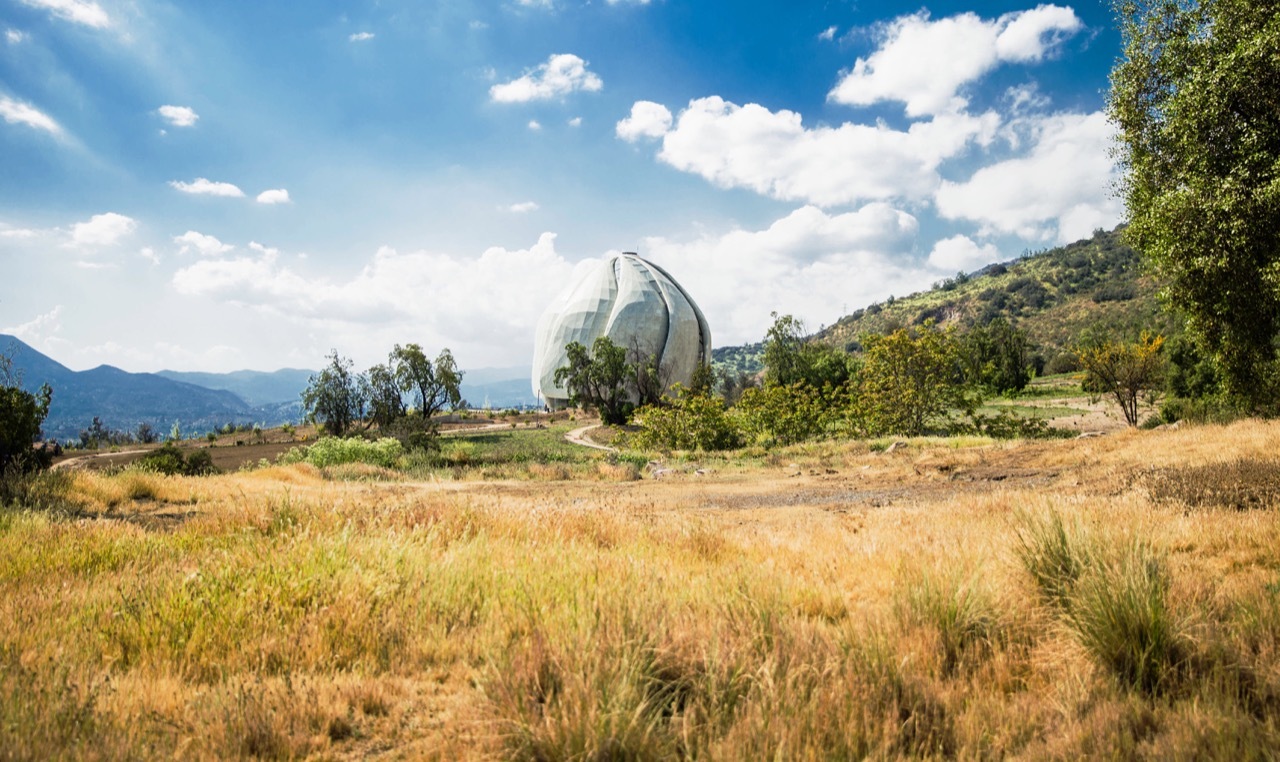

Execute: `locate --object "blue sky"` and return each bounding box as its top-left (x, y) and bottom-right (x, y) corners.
top-left (1, 0), bottom-right (1122, 374)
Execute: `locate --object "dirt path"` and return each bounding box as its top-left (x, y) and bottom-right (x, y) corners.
top-left (565, 424), bottom-right (616, 452)
top-left (52, 448), bottom-right (151, 471)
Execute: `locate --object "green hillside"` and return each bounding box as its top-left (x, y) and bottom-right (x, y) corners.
top-left (773, 227), bottom-right (1179, 372)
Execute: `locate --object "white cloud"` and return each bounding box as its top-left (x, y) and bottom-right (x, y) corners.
top-left (818, 26), bottom-right (837, 41)
top-left (515, 0), bottom-right (554, 7)
top-left (169, 178), bottom-right (245, 198)
top-left (3, 305), bottom-right (63, 343)
top-left (927, 235), bottom-right (1000, 272)
top-left (567, 116), bottom-right (582, 127)
top-left (139, 246), bottom-right (159, 264)
top-left (0, 96), bottom-right (62, 135)
top-left (615, 100), bottom-right (672, 142)
top-left (606, 0), bottom-right (651, 4)
top-left (0, 226), bottom-right (38, 239)
top-left (349, 31), bottom-right (374, 42)
top-left (20, 0), bottom-right (109, 28)
top-left (829, 6), bottom-right (1082, 117)
top-left (652, 96), bottom-right (998, 206)
top-left (489, 53), bottom-right (603, 103)
top-left (935, 111), bottom-right (1122, 243)
top-left (170, 233), bottom-right (582, 366)
top-left (470, 20), bottom-right (489, 30)
top-left (507, 201), bottom-right (539, 213)
top-left (69, 212), bottom-right (136, 248)
top-left (157, 105), bottom-right (198, 127)
top-left (527, 119), bottom-right (541, 131)
top-left (256, 188), bottom-right (291, 205)
top-left (6, 29), bottom-right (28, 43)
top-left (174, 230), bottom-right (233, 257)
top-left (644, 204), bottom-right (930, 345)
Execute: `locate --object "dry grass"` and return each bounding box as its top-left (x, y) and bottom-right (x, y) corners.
top-left (2, 420), bottom-right (1280, 758)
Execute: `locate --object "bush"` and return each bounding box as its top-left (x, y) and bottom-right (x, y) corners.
top-left (1066, 543), bottom-right (1185, 695)
top-left (1014, 510), bottom-right (1093, 609)
top-left (279, 436), bottom-right (404, 469)
top-left (135, 443), bottom-right (220, 476)
top-left (631, 387), bottom-right (743, 452)
top-left (733, 384), bottom-right (828, 446)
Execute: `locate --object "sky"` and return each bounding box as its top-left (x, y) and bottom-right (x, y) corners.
top-left (0, 0), bottom-right (1124, 375)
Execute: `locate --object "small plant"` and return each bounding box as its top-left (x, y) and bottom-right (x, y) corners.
top-left (135, 443), bottom-right (219, 476)
top-left (1065, 542), bottom-right (1185, 695)
top-left (279, 436), bottom-right (404, 469)
top-left (1014, 509), bottom-right (1093, 608)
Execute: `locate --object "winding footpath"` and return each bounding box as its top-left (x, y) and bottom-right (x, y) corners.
top-left (564, 424), bottom-right (616, 452)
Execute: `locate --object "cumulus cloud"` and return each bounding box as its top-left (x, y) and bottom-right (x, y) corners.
top-left (3, 305), bottom-right (63, 344)
top-left (489, 53), bottom-right (603, 103)
top-left (568, 116), bottom-right (582, 127)
top-left (169, 178), bottom-right (245, 197)
top-left (157, 105), bottom-right (198, 127)
top-left (349, 31), bottom-right (374, 41)
top-left (818, 26), bottom-right (837, 41)
top-left (0, 96), bottom-right (62, 135)
top-left (651, 96), bottom-right (998, 206)
top-left (69, 212), bottom-right (136, 248)
top-left (643, 204), bottom-right (935, 345)
top-left (935, 111), bottom-right (1121, 242)
top-left (507, 201), bottom-right (539, 213)
top-left (829, 5), bottom-right (1082, 117)
top-left (170, 233), bottom-right (584, 365)
top-left (6, 29), bottom-right (28, 43)
top-left (616, 101), bottom-right (672, 142)
top-left (927, 235), bottom-right (1001, 272)
top-left (20, 0), bottom-right (109, 28)
top-left (173, 230), bottom-right (233, 257)
top-left (527, 119), bottom-right (541, 131)
top-left (256, 188), bottom-right (290, 205)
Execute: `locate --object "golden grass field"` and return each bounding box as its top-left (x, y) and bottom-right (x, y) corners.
top-left (4, 420), bottom-right (1280, 759)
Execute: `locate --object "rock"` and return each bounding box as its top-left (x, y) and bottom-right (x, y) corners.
top-left (883, 441), bottom-right (908, 454)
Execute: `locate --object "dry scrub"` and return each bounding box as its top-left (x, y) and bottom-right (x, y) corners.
top-left (2, 420), bottom-right (1280, 758)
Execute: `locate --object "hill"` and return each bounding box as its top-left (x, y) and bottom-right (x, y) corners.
top-left (156, 368), bottom-right (315, 407)
top-left (1, 336), bottom-right (283, 441)
top-left (816, 227), bottom-right (1179, 367)
top-left (712, 227), bottom-right (1179, 374)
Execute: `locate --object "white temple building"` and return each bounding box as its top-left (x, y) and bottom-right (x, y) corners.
top-left (532, 252), bottom-right (712, 408)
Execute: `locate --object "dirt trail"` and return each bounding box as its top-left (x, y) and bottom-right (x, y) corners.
top-left (52, 448), bottom-right (151, 471)
top-left (565, 424), bottom-right (616, 452)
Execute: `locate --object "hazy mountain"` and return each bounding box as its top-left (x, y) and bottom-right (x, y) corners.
top-left (156, 368), bottom-right (315, 406)
top-left (1, 335), bottom-right (271, 441)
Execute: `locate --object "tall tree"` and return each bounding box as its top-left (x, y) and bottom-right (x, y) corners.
top-left (1109, 0), bottom-right (1280, 408)
top-left (301, 350), bottom-right (366, 436)
top-left (0, 351), bottom-right (52, 472)
top-left (554, 337), bottom-right (634, 425)
top-left (390, 344), bottom-right (463, 420)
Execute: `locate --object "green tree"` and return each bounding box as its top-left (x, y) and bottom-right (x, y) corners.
top-left (301, 350), bottom-right (366, 436)
top-left (391, 344), bottom-right (463, 420)
top-left (554, 337), bottom-right (634, 425)
top-left (761, 313), bottom-right (856, 390)
top-left (857, 323), bottom-right (977, 437)
top-left (733, 383), bottom-right (828, 446)
top-left (363, 362), bottom-right (405, 429)
top-left (0, 373), bottom-right (52, 473)
top-left (1109, 0), bottom-right (1280, 408)
top-left (1077, 331), bottom-right (1166, 427)
top-left (963, 318), bottom-right (1033, 395)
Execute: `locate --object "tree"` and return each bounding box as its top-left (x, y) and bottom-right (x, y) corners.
top-left (0, 378), bottom-right (51, 473)
top-left (391, 344), bottom-right (463, 420)
top-left (1077, 331), bottom-right (1166, 427)
top-left (554, 337), bottom-right (634, 425)
top-left (963, 318), bottom-right (1032, 395)
top-left (1109, 0), bottom-right (1280, 408)
top-left (857, 323), bottom-right (977, 437)
top-left (302, 350), bottom-right (366, 436)
top-left (363, 362), bottom-right (405, 429)
top-left (761, 313), bottom-right (856, 391)
top-left (632, 384), bottom-right (744, 452)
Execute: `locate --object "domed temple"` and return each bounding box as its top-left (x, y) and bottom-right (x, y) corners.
top-left (532, 252), bottom-right (712, 409)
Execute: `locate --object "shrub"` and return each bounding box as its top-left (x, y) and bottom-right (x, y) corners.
top-left (1065, 543), bottom-right (1186, 695)
top-left (135, 443), bottom-right (220, 477)
top-left (279, 436), bottom-right (403, 469)
top-left (896, 568), bottom-right (1001, 675)
top-left (1014, 509), bottom-right (1093, 609)
top-left (1145, 459), bottom-right (1280, 510)
top-left (733, 383), bottom-right (828, 446)
top-left (631, 387), bottom-right (743, 452)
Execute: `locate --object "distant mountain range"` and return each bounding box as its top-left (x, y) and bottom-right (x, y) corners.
top-left (1, 335), bottom-right (536, 441)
